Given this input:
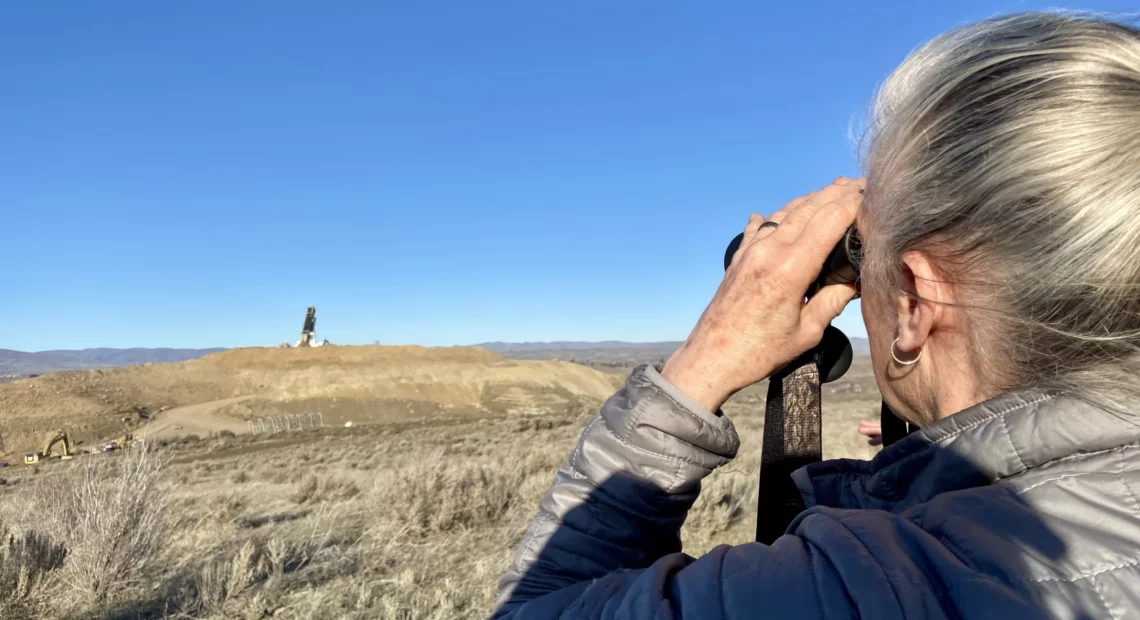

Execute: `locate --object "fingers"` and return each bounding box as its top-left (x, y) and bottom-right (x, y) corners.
top-left (858, 420), bottom-right (883, 446)
top-left (776, 178), bottom-right (863, 241)
top-left (742, 213), bottom-right (765, 245)
top-left (742, 179), bottom-right (862, 250)
top-left (792, 189), bottom-right (861, 273)
top-left (800, 282), bottom-right (858, 339)
top-left (772, 195), bottom-right (828, 240)
top-left (755, 213), bottom-right (785, 241)
top-left (742, 204), bottom-right (794, 246)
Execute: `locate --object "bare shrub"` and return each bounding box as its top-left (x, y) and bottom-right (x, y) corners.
top-left (683, 472), bottom-right (754, 542)
top-left (265, 536), bottom-right (288, 580)
top-left (286, 502), bottom-right (361, 572)
top-left (0, 370), bottom-right (879, 619)
top-left (192, 539), bottom-right (266, 615)
top-left (375, 566), bottom-right (488, 620)
top-left (291, 475), bottom-right (361, 505)
top-left (32, 445), bottom-right (168, 607)
top-left (512, 415), bottom-right (575, 433)
top-left (377, 458), bottom-right (526, 536)
top-left (0, 523), bottom-right (67, 616)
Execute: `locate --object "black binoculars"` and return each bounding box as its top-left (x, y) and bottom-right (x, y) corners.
top-left (723, 225), bottom-right (863, 383)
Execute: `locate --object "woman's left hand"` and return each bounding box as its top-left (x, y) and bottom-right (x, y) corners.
top-left (661, 178), bottom-right (863, 412)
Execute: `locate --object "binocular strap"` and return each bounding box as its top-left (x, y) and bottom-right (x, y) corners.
top-left (756, 362), bottom-right (823, 545)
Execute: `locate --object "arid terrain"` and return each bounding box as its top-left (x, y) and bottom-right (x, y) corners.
top-left (0, 345), bottom-right (881, 619)
top-left (0, 346), bottom-right (621, 458)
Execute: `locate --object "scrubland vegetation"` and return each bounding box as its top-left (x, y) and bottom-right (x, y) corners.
top-left (0, 367), bottom-right (878, 619)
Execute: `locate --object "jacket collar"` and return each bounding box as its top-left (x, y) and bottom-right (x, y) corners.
top-left (796, 389), bottom-right (1140, 511)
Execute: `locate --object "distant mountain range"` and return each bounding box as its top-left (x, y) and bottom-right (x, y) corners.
top-left (0, 348), bottom-right (226, 376)
top-left (477, 338), bottom-right (870, 366)
top-left (0, 338), bottom-right (871, 377)
top-left (478, 341), bottom-right (683, 352)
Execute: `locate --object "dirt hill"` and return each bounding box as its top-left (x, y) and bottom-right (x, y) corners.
top-left (0, 345), bottom-right (623, 456)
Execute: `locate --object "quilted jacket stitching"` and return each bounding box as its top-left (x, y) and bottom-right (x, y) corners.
top-left (1028, 559), bottom-right (1140, 584)
top-left (571, 416), bottom-right (603, 470)
top-left (999, 413), bottom-right (1028, 472)
top-left (518, 511), bottom-right (550, 569)
top-left (810, 395), bottom-right (1056, 491)
top-left (1027, 443), bottom-right (1140, 470)
top-left (642, 369), bottom-right (737, 447)
top-left (1116, 449), bottom-right (1140, 518)
top-left (663, 450), bottom-right (680, 494)
top-left (1014, 472), bottom-right (1096, 495)
top-left (829, 515), bottom-right (907, 617)
top-left (1090, 574), bottom-right (1119, 620)
top-left (926, 394), bottom-right (1054, 444)
top-left (622, 400), bottom-right (646, 457)
top-left (598, 412), bottom-right (716, 470)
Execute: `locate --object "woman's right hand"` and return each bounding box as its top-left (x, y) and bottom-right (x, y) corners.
top-left (661, 178), bottom-right (863, 412)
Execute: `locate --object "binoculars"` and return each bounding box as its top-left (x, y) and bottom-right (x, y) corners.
top-left (723, 225), bottom-right (863, 383)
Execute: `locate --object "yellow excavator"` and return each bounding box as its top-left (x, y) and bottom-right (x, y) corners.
top-left (24, 430), bottom-right (73, 465)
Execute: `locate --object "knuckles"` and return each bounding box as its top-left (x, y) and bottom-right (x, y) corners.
top-left (771, 254), bottom-right (801, 280)
top-left (735, 241), bottom-right (800, 284)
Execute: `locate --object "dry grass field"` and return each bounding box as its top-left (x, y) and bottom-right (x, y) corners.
top-left (0, 350), bottom-right (881, 619)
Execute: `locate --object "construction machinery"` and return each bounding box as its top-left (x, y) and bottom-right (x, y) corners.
top-left (293, 306), bottom-right (329, 347)
top-left (100, 433), bottom-right (135, 453)
top-left (24, 430), bottom-right (73, 465)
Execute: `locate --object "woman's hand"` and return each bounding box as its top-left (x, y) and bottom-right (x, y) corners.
top-left (661, 178), bottom-right (863, 412)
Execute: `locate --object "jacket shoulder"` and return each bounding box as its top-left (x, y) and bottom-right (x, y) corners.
top-left (789, 505), bottom-right (1047, 619)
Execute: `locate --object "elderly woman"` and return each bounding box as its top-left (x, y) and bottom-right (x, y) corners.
top-left (493, 12), bottom-right (1140, 619)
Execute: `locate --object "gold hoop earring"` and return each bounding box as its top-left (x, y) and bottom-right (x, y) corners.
top-left (891, 338), bottom-right (922, 366)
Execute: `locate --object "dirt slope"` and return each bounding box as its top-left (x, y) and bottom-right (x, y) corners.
top-left (0, 345), bottom-right (623, 455)
top-left (139, 396), bottom-right (254, 440)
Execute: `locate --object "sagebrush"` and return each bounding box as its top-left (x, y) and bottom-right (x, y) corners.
top-left (0, 378), bottom-right (879, 619)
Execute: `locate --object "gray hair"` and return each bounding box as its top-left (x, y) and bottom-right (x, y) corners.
top-left (860, 12), bottom-right (1140, 404)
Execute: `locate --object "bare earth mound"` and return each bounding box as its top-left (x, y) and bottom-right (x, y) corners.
top-left (0, 346), bottom-right (622, 455)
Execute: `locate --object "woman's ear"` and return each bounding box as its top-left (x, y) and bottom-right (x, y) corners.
top-left (895, 251), bottom-right (945, 354)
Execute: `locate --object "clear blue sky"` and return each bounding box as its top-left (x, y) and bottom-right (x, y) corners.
top-left (2, 2), bottom-right (1130, 350)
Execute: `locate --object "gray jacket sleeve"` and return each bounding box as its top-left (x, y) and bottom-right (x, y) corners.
top-left (492, 364), bottom-right (741, 616)
top-left (490, 366), bottom-right (1056, 619)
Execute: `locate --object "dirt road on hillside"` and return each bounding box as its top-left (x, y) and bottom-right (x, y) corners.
top-left (136, 396), bottom-right (253, 440)
top-left (0, 346), bottom-right (621, 454)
